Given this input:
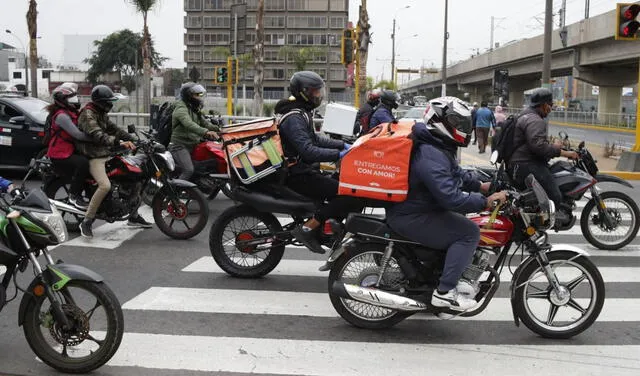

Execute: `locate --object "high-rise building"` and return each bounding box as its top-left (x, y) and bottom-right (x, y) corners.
top-left (183, 0), bottom-right (349, 97)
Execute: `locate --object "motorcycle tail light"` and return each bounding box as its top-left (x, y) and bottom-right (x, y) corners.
top-left (323, 221), bottom-right (334, 235)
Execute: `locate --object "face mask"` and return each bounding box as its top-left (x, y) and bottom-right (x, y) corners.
top-left (72, 103), bottom-right (81, 111)
top-left (99, 101), bottom-right (114, 113)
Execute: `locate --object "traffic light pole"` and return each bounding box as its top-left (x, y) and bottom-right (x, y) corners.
top-left (634, 57), bottom-right (640, 152)
top-left (227, 57), bottom-right (233, 116)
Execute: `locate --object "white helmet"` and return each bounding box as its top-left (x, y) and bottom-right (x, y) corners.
top-left (423, 96), bottom-right (473, 147)
top-left (52, 82), bottom-right (80, 110)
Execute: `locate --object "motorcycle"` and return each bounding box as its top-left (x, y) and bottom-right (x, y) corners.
top-left (464, 131), bottom-right (640, 250)
top-left (190, 140), bottom-right (232, 200)
top-left (35, 126), bottom-right (210, 240)
top-left (0, 186), bottom-right (124, 373)
top-left (325, 168), bottom-right (605, 339)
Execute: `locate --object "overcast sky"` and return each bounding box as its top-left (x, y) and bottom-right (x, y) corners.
top-left (1, 0), bottom-right (623, 83)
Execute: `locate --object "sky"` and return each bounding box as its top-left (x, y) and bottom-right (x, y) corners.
top-left (0, 0), bottom-right (624, 83)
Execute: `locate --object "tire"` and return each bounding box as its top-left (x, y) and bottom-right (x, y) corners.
top-left (22, 280), bottom-right (124, 374)
top-left (328, 244), bottom-right (412, 329)
top-left (44, 178), bottom-right (82, 232)
top-left (512, 251), bottom-right (605, 339)
top-left (580, 191), bottom-right (640, 250)
top-left (152, 186), bottom-right (209, 240)
top-left (208, 205), bottom-right (285, 278)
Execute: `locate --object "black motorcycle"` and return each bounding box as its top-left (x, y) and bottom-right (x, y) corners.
top-left (0, 186), bottom-right (124, 373)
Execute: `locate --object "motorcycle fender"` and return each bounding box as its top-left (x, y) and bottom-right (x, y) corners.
top-left (18, 264), bottom-right (104, 326)
top-left (595, 174), bottom-right (634, 189)
top-left (509, 245), bottom-right (590, 327)
top-left (167, 178), bottom-right (197, 188)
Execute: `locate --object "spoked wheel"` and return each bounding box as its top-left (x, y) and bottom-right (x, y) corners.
top-left (21, 280), bottom-right (124, 374)
top-left (513, 251), bottom-right (605, 339)
top-left (328, 246), bottom-right (411, 329)
top-left (580, 191), bottom-right (640, 250)
top-left (44, 178), bottom-right (83, 232)
top-left (209, 205), bottom-right (285, 278)
top-left (152, 186), bottom-right (209, 239)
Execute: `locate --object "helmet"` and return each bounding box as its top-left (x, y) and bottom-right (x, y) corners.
top-left (180, 82), bottom-right (207, 109)
top-left (423, 96), bottom-right (473, 147)
top-left (379, 90), bottom-right (400, 109)
top-left (289, 71), bottom-right (325, 109)
top-left (367, 89), bottom-right (381, 103)
top-left (472, 102), bottom-right (479, 107)
top-left (90, 85), bottom-right (118, 112)
top-left (52, 82), bottom-right (80, 111)
top-left (529, 87), bottom-right (553, 107)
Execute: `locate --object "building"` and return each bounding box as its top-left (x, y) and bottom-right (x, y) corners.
top-left (183, 0), bottom-right (349, 97)
top-left (0, 42), bottom-right (26, 89)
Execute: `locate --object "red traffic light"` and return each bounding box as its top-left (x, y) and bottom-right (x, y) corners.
top-left (616, 3), bottom-right (640, 40)
top-left (622, 4), bottom-right (640, 20)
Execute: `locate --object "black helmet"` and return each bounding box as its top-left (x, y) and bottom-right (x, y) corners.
top-left (380, 90), bottom-right (400, 109)
top-left (423, 96), bottom-right (473, 148)
top-left (91, 85), bottom-right (117, 112)
top-left (180, 82), bottom-right (206, 109)
top-left (289, 71), bottom-right (325, 109)
top-left (529, 87), bottom-right (553, 108)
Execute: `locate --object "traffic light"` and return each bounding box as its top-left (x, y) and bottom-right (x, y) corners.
top-left (215, 66), bottom-right (228, 84)
top-left (615, 3), bottom-right (640, 40)
top-left (341, 28), bottom-right (355, 65)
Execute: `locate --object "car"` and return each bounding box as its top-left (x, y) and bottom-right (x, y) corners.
top-left (399, 106), bottom-right (427, 122)
top-left (0, 94), bottom-right (49, 169)
top-left (113, 92), bottom-right (129, 100)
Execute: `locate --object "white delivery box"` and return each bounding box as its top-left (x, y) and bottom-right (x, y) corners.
top-left (321, 103), bottom-right (358, 137)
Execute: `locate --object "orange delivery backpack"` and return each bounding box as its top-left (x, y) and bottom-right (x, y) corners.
top-left (338, 121), bottom-right (415, 202)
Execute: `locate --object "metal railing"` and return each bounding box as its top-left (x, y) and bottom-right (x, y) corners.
top-left (497, 106), bottom-right (636, 129)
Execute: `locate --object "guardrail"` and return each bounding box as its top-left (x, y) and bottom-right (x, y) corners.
top-left (498, 106), bottom-right (636, 129)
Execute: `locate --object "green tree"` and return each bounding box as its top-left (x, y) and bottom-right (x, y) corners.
top-left (126, 0), bottom-right (160, 114)
top-left (374, 80), bottom-right (397, 91)
top-left (85, 29), bottom-right (166, 93)
top-left (366, 76), bottom-right (374, 92)
top-left (278, 46), bottom-right (325, 71)
top-left (26, 0), bottom-right (38, 97)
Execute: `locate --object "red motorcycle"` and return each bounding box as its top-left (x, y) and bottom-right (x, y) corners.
top-left (190, 141), bottom-right (232, 200)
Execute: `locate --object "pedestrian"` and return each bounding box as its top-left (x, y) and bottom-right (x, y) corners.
top-left (474, 101), bottom-right (495, 153)
top-left (470, 102), bottom-right (479, 145)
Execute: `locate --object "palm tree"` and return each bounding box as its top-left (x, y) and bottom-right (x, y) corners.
top-left (355, 0), bottom-right (371, 107)
top-left (253, 0), bottom-right (265, 116)
top-left (127, 0), bottom-right (159, 117)
top-left (278, 46), bottom-right (325, 72)
top-left (26, 0), bottom-right (38, 97)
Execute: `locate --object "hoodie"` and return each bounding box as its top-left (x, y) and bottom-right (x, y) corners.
top-left (387, 123), bottom-right (487, 221)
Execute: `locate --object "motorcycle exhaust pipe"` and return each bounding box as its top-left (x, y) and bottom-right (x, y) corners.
top-left (50, 200), bottom-right (86, 216)
top-left (207, 174), bottom-right (229, 179)
top-left (331, 281), bottom-right (428, 312)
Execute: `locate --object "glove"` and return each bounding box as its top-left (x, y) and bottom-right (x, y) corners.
top-left (339, 149), bottom-right (349, 159)
top-left (343, 143), bottom-right (352, 151)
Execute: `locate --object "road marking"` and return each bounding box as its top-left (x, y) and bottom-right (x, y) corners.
top-left (0, 265), bottom-right (5, 276)
top-left (100, 333), bottom-right (640, 374)
top-left (122, 287), bottom-right (638, 322)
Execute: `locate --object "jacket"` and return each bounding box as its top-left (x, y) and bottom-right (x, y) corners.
top-left (354, 101), bottom-right (376, 135)
top-left (170, 100), bottom-right (220, 150)
top-left (275, 98), bottom-right (344, 175)
top-left (47, 109), bottom-right (91, 159)
top-left (369, 106), bottom-right (394, 128)
top-left (387, 123), bottom-right (487, 221)
top-left (509, 107), bottom-right (561, 164)
top-left (0, 176), bottom-right (11, 192)
top-left (475, 107), bottom-right (495, 128)
top-left (76, 104), bottom-right (134, 158)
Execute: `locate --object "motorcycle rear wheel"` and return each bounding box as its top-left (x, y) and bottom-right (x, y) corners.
top-left (152, 186), bottom-right (209, 239)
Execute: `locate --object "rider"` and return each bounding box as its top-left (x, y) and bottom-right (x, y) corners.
top-left (276, 71), bottom-right (361, 254)
top-left (386, 97), bottom-right (508, 311)
top-left (76, 85), bottom-right (151, 238)
top-left (354, 89), bottom-right (381, 136)
top-left (0, 176), bottom-right (14, 193)
top-left (508, 87), bottom-right (578, 227)
top-left (45, 82), bottom-right (93, 210)
top-left (368, 90), bottom-right (399, 128)
top-left (169, 82), bottom-right (220, 180)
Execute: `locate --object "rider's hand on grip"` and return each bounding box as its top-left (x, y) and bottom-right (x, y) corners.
top-left (486, 191), bottom-right (508, 209)
top-left (560, 150), bottom-right (579, 160)
top-left (120, 141), bottom-right (136, 151)
top-left (205, 131), bottom-right (219, 140)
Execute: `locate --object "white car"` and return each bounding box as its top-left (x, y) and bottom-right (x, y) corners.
top-left (113, 92), bottom-right (129, 100)
top-left (399, 106), bottom-right (427, 121)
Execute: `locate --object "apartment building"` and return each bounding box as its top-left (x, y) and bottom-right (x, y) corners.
top-left (183, 0), bottom-right (350, 95)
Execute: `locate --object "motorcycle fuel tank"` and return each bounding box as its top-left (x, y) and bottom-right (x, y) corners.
top-left (469, 214), bottom-right (515, 247)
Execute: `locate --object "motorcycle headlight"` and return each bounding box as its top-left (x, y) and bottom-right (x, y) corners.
top-left (157, 151), bottom-right (176, 172)
top-left (31, 204), bottom-right (68, 244)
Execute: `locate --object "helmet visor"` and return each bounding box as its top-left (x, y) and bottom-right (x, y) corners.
top-left (446, 113), bottom-right (472, 134)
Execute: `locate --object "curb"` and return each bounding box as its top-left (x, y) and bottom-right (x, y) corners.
top-left (600, 171), bottom-right (640, 181)
top-left (550, 121), bottom-right (636, 134)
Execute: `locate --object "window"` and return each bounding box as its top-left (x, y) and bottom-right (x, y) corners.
top-left (330, 68), bottom-right (345, 81)
top-left (330, 0), bottom-right (345, 11)
top-left (0, 104), bottom-right (22, 122)
top-left (245, 0), bottom-right (258, 10)
top-left (13, 72), bottom-right (22, 79)
top-left (203, 49), bottom-right (229, 62)
top-left (203, 67), bottom-right (215, 80)
top-left (185, 0), bottom-right (202, 11)
top-left (265, 16), bottom-right (286, 28)
top-left (8, 57), bottom-right (15, 63)
top-left (186, 50), bottom-right (202, 62)
top-left (203, 16), bottom-right (230, 28)
top-left (203, 33), bottom-right (230, 45)
top-left (287, 34), bottom-right (327, 45)
top-left (288, 0), bottom-right (327, 10)
top-left (186, 33), bottom-right (202, 45)
top-left (247, 15), bottom-right (256, 26)
top-left (41, 70), bottom-right (53, 79)
top-left (203, 0), bottom-right (223, 9)
top-left (265, 33), bottom-right (285, 45)
top-left (265, 50), bottom-right (284, 62)
top-left (288, 16), bottom-right (326, 28)
top-left (266, 0), bottom-right (285, 10)
top-left (265, 68), bottom-right (285, 80)
top-left (185, 16), bottom-right (202, 28)
top-left (330, 16), bottom-right (346, 28)
top-left (246, 33), bottom-right (256, 43)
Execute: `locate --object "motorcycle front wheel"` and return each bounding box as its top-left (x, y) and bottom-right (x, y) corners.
top-left (152, 186), bottom-right (209, 239)
top-left (21, 280), bottom-right (124, 374)
top-left (580, 191), bottom-right (640, 250)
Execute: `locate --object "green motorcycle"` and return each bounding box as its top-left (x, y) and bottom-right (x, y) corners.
top-left (0, 187), bottom-right (124, 373)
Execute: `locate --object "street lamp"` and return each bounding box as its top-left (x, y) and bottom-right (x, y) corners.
top-left (5, 29), bottom-right (28, 96)
top-left (391, 5), bottom-right (411, 86)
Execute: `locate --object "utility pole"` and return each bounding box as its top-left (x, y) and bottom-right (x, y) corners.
top-left (442, 0), bottom-right (449, 96)
top-left (490, 16), bottom-right (495, 51)
top-left (326, 0), bottom-right (331, 97)
top-left (585, 0), bottom-right (590, 19)
top-left (559, 0), bottom-right (568, 47)
top-left (541, 0), bottom-right (553, 89)
top-left (391, 18), bottom-right (396, 86)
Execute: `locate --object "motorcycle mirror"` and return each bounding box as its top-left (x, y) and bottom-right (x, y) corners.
top-left (490, 150), bottom-right (499, 165)
top-left (127, 124), bottom-right (136, 133)
top-left (578, 141), bottom-right (585, 149)
top-left (558, 131), bottom-right (568, 140)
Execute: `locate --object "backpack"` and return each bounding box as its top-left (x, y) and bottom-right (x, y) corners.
top-left (42, 112), bottom-right (56, 146)
top-left (491, 114), bottom-right (522, 164)
top-left (154, 101), bottom-right (175, 147)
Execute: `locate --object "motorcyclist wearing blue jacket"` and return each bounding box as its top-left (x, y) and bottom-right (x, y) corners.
top-left (386, 97), bottom-right (508, 312)
top-left (369, 90), bottom-right (398, 128)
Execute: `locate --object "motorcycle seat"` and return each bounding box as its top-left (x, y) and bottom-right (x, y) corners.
top-left (345, 213), bottom-right (420, 244)
top-left (233, 185), bottom-right (316, 216)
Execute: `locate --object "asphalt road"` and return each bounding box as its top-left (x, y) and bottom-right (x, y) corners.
top-left (1, 179), bottom-right (640, 375)
top-left (549, 123), bottom-right (636, 149)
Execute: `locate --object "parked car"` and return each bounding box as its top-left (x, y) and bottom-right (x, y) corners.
top-left (398, 106), bottom-right (427, 122)
top-left (113, 92), bottom-right (129, 100)
top-left (0, 93), bottom-right (49, 169)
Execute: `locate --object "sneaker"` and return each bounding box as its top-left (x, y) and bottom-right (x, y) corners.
top-left (456, 279), bottom-right (479, 298)
top-left (431, 288), bottom-right (477, 312)
top-left (127, 215), bottom-right (153, 228)
top-left (80, 218), bottom-right (94, 239)
top-left (69, 195), bottom-right (89, 210)
top-left (292, 226), bottom-right (325, 254)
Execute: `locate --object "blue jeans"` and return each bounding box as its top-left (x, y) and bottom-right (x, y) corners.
top-left (388, 211), bottom-right (480, 292)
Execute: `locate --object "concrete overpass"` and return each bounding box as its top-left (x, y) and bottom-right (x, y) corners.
top-left (399, 5), bottom-right (640, 114)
